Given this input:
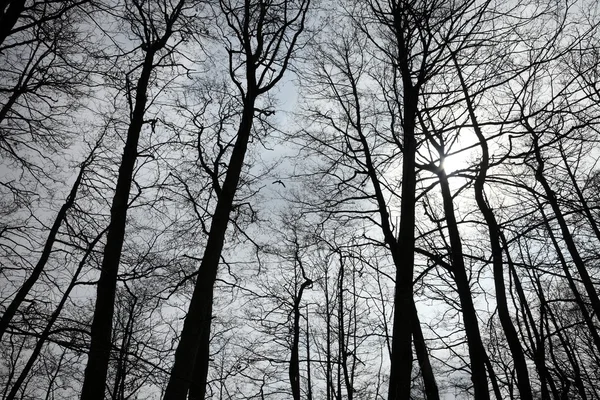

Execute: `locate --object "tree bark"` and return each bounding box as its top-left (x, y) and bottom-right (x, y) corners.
top-left (290, 273), bottom-right (312, 400)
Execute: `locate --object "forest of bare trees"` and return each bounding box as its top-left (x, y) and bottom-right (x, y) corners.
top-left (1, 0), bottom-right (600, 399)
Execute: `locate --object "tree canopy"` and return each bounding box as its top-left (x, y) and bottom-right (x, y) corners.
top-left (1, 0), bottom-right (600, 399)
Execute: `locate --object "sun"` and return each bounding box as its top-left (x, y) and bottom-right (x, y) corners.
top-left (440, 152), bottom-right (467, 174)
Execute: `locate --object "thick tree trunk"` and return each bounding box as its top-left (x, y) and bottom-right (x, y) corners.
top-left (80, 48), bottom-right (156, 400)
top-left (387, 82), bottom-right (417, 400)
top-left (0, 0), bottom-right (25, 48)
top-left (166, 96), bottom-right (256, 400)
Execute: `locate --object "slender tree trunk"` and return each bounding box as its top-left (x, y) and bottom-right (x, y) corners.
top-left (558, 142), bottom-right (600, 243)
top-left (306, 304), bottom-right (313, 400)
top-left (111, 296), bottom-right (137, 400)
top-left (530, 132), bottom-right (600, 324)
top-left (0, 159), bottom-right (87, 342)
top-left (537, 198), bottom-right (600, 352)
top-left (338, 260), bottom-right (353, 400)
top-left (543, 295), bottom-right (588, 400)
top-left (437, 169), bottom-right (490, 400)
top-left (325, 268), bottom-right (333, 400)
top-left (411, 303), bottom-right (440, 400)
top-left (290, 272), bottom-right (312, 400)
top-left (454, 55), bottom-right (532, 400)
top-left (527, 268), bottom-right (563, 400)
top-left (483, 352), bottom-right (502, 400)
top-left (502, 232), bottom-right (556, 400)
top-left (6, 228), bottom-right (106, 400)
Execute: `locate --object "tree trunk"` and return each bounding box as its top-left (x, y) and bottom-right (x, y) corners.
top-left (306, 304), bottom-right (313, 400)
top-left (501, 232), bottom-right (556, 400)
top-left (528, 134), bottom-right (600, 321)
top-left (531, 133), bottom-right (600, 326)
top-left (338, 259), bottom-right (353, 400)
top-left (454, 55), bottom-right (533, 400)
top-left (166, 96), bottom-right (257, 400)
top-left (80, 47), bottom-right (157, 400)
top-left (0, 159), bottom-right (87, 342)
top-left (0, 0), bottom-right (25, 48)
top-left (438, 169), bottom-right (490, 400)
top-left (536, 198), bottom-right (600, 352)
top-left (558, 142), bottom-right (600, 243)
top-left (412, 303), bottom-right (440, 400)
top-left (6, 228), bottom-right (105, 400)
top-left (387, 82), bottom-right (417, 400)
top-left (290, 275), bottom-right (312, 400)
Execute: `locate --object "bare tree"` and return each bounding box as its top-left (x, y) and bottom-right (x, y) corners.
top-left (163, 0), bottom-right (310, 398)
top-left (80, 2), bottom-right (192, 399)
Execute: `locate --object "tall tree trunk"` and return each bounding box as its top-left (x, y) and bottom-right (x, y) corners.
top-left (543, 292), bottom-right (588, 400)
top-left (483, 352), bottom-right (502, 400)
top-left (166, 96), bottom-right (257, 400)
top-left (111, 295), bottom-right (137, 400)
top-left (558, 142), bottom-right (600, 243)
top-left (387, 73), bottom-right (417, 400)
top-left (306, 304), bottom-right (313, 400)
top-left (527, 268), bottom-right (563, 400)
top-left (344, 47), bottom-right (417, 398)
top-left (290, 265), bottom-right (312, 400)
top-left (437, 169), bottom-right (490, 399)
top-left (454, 55), bottom-right (533, 400)
top-left (530, 132), bottom-right (600, 325)
top-left (536, 198), bottom-right (600, 352)
top-left (81, 45), bottom-right (163, 400)
top-left (325, 267), bottom-right (333, 400)
top-left (502, 232), bottom-right (557, 400)
top-left (338, 259), bottom-right (353, 400)
top-left (80, 6), bottom-right (183, 396)
top-left (168, 0), bottom-right (308, 394)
